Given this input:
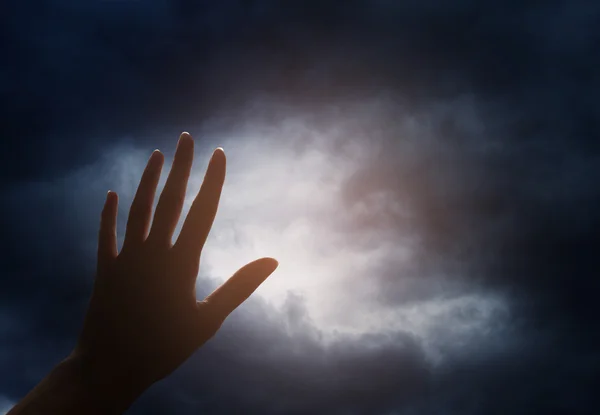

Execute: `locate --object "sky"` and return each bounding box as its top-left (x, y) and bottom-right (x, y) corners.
top-left (1, 1), bottom-right (599, 414)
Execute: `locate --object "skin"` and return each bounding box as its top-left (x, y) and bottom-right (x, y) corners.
top-left (9, 132), bottom-right (279, 414)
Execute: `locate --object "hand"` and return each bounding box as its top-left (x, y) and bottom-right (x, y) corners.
top-left (72, 133), bottom-right (278, 410)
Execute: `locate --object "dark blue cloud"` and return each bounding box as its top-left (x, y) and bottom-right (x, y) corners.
top-left (1, 0), bottom-right (599, 414)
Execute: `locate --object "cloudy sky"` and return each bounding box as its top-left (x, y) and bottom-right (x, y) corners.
top-left (1, 1), bottom-right (599, 414)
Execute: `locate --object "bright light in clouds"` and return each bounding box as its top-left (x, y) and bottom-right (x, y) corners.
top-left (63, 102), bottom-right (511, 364)
top-left (197, 133), bottom-right (376, 323)
top-left (184, 115), bottom-right (509, 362)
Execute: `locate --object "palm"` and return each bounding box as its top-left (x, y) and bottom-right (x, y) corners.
top-left (76, 133), bottom-right (278, 389)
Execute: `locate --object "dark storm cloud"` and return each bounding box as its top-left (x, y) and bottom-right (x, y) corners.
top-left (2, 0), bottom-right (599, 414)
top-left (126, 293), bottom-right (430, 415)
top-left (4, 0), bottom-right (598, 179)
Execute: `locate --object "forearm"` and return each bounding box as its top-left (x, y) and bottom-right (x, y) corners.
top-left (8, 353), bottom-right (145, 415)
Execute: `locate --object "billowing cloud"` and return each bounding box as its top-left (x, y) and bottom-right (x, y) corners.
top-left (2, 97), bottom-right (518, 414)
top-left (1, 1), bottom-right (599, 414)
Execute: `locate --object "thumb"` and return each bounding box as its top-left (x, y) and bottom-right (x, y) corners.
top-left (203, 257), bottom-right (279, 321)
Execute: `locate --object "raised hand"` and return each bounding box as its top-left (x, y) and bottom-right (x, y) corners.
top-left (9, 132), bottom-right (278, 415)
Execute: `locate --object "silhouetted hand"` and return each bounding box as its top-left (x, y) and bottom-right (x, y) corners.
top-left (9, 133), bottom-right (278, 415)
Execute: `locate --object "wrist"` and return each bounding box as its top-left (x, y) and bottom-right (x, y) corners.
top-left (61, 352), bottom-right (149, 414)
top-left (8, 353), bottom-right (149, 415)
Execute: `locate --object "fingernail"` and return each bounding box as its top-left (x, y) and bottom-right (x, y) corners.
top-left (264, 258), bottom-right (279, 274)
top-left (149, 149), bottom-right (162, 164)
top-left (178, 133), bottom-right (194, 151)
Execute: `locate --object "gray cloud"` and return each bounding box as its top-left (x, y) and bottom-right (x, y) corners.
top-left (1, 97), bottom-right (527, 414)
top-left (1, 0), bottom-right (599, 414)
